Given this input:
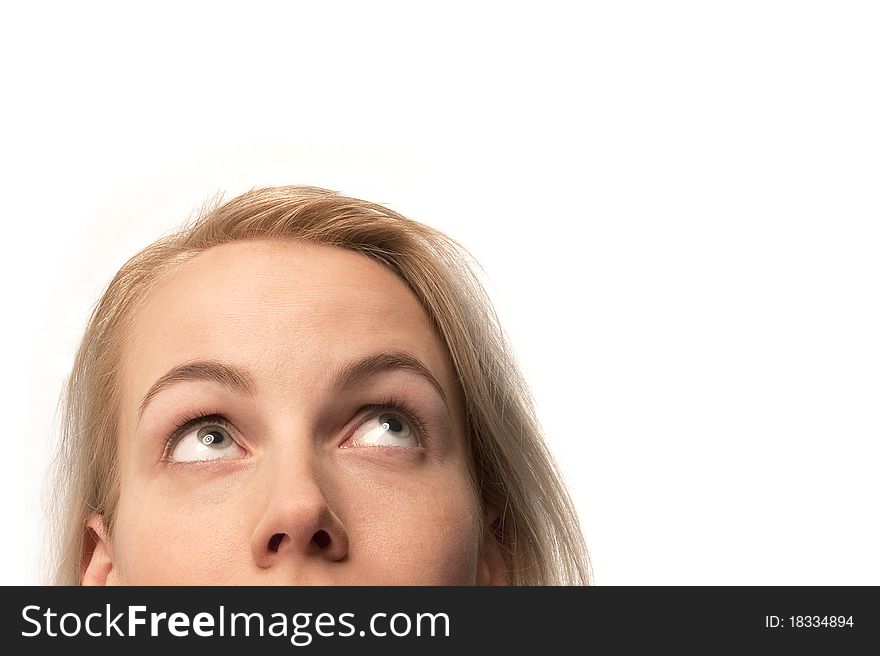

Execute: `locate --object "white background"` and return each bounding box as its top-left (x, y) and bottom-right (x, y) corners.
top-left (2, 1), bottom-right (878, 585)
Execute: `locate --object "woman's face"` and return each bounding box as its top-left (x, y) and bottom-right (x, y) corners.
top-left (83, 239), bottom-right (506, 585)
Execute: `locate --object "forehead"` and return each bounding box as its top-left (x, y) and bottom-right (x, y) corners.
top-left (121, 239), bottom-right (455, 413)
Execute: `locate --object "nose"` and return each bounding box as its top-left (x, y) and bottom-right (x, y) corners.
top-left (250, 454), bottom-right (349, 570)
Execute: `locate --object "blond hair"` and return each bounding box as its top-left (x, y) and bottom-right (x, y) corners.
top-left (48, 185), bottom-right (591, 585)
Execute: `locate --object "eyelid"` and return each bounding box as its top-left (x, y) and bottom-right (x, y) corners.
top-left (162, 413), bottom-right (241, 462)
top-left (347, 397), bottom-right (429, 448)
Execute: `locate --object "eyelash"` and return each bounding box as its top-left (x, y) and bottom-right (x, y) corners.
top-left (160, 396), bottom-right (429, 461)
top-left (161, 411), bottom-right (233, 462)
top-left (357, 395), bottom-right (430, 447)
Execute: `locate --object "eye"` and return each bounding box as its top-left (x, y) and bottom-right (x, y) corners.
top-left (169, 422), bottom-right (246, 462)
top-left (345, 411), bottom-right (420, 448)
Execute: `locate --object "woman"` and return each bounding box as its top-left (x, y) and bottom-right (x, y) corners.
top-left (49, 185), bottom-right (591, 585)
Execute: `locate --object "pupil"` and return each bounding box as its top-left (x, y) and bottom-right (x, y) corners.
top-left (382, 415), bottom-right (403, 433)
top-left (201, 429), bottom-right (224, 446)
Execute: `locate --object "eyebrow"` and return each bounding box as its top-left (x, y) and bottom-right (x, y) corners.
top-left (331, 351), bottom-right (448, 407)
top-left (137, 351), bottom-right (447, 420)
top-left (138, 360), bottom-right (257, 418)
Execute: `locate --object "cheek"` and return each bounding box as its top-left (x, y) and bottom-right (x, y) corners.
top-left (110, 475), bottom-right (254, 585)
top-left (110, 459), bottom-right (484, 585)
top-left (344, 472), bottom-right (483, 584)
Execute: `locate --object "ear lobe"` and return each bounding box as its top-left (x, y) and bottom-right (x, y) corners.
top-left (477, 505), bottom-right (510, 586)
top-left (81, 514), bottom-right (115, 586)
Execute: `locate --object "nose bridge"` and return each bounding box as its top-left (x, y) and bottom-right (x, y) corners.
top-left (269, 422), bottom-right (320, 492)
top-left (260, 420), bottom-right (327, 525)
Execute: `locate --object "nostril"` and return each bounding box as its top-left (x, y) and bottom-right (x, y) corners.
top-left (268, 533), bottom-right (287, 553)
top-left (312, 530), bottom-right (331, 549)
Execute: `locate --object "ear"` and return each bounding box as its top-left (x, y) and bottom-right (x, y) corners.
top-left (81, 514), bottom-right (116, 586)
top-left (477, 505), bottom-right (510, 586)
